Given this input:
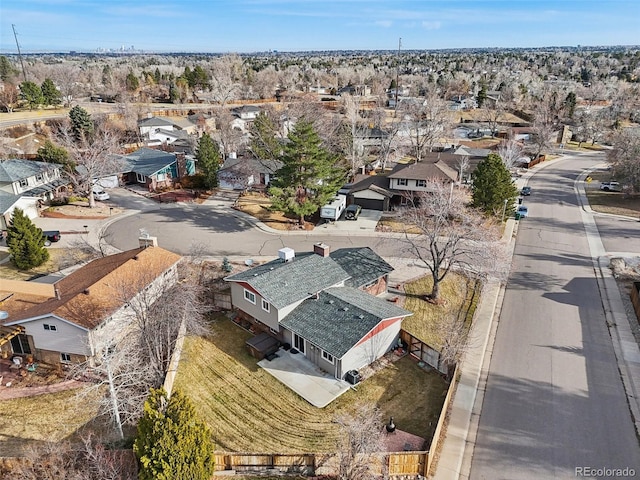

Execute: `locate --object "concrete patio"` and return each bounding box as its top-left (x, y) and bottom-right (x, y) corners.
top-left (258, 347), bottom-right (352, 408)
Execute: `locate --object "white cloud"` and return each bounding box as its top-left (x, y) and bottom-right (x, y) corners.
top-left (421, 21), bottom-right (441, 30)
top-left (375, 20), bottom-right (393, 28)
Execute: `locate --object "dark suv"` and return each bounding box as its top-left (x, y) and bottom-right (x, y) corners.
top-left (344, 204), bottom-right (362, 220)
top-left (42, 230), bottom-right (61, 246)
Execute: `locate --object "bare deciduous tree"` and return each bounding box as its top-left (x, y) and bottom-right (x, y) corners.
top-left (56, 117), bottom-right (125, 207)
top-left (498, 139), bottom-right (524, 170)
top-left (609, 128), bottom-right (640, 193)
top-left (207, 55), bottom-right (242, 106)
top-left (398, 92), bottom-right (452, 161)
top-left (397, 181), bottom-right (506, 302)
top-left (334, 403), bottom-right (386, 480)
top-left (0, 82), bottom-right (19, 113)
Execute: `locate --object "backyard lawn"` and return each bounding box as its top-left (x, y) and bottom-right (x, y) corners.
top-left (173, 316), bottom-right (448, 453)
top-left (584, 169), bottom-right (640, 217)
top-left (0, 388), bottom-right (102, 457)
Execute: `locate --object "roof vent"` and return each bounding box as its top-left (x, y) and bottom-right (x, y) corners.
top-left (83, 288), bottom-right (90, 295)
top-left (358, 314), bottom-right (364, 319)
top-left (278, 247), bottom-right (295, 263)
top-left (343, 307), bottom-right (349, 311)
top-left (328, 300), bottom-right (334, 304)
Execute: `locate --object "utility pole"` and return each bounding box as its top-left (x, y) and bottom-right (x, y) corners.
top-left (394, 37), bottom-right (401, 116)
top-left (12, 24), bottom-right (28, 82)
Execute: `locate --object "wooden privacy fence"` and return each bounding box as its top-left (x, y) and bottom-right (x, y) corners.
top-left (212, 451), bottom-right (429, 477)
top-left (400, 330), bottom-right (449, 376)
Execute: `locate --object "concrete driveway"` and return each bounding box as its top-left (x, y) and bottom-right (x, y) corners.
top-left (315, 209), bottom-right (382, 234)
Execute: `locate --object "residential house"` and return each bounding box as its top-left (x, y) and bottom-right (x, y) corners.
top-left (448, 146), bottom-right (492, 183)
top-left (387, 156), bottom-right (458, 205)
top-left (138, 116), bottom-right (197, 151)
top-left (337, 84), bottom-right (371, 96)
top-left (0, 159), bottom-right (68, 229)
top-left (448, 94), bottom-right (477, 111)
top-left (230, 105), bottom-right (261, 133)
top-left (119, 148), bottom-right (195, 191)
top-left (0, 246), bottom-right (181, 365)
top-left (218, 155), bottom-right (282, 190)
top-left (347, 174), bottom-right (394, 211)
top-left (225, 244), bottom-right (411, 380)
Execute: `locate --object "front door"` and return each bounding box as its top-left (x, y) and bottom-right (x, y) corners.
top-left (293, 333), bottom-right (305, 355)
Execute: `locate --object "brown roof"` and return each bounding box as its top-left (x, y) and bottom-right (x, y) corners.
top-left (5, 247), bottom-right (181, 330)
top-left (388, 158), bottom-right (458, 182)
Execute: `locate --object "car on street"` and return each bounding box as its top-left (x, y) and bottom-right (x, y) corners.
top-left (42, 230), bottom-right (61, 246)
top-left (521, 186), bottom-right (532, 196)
top-left (93, 190), bottom-right (110, 201)
top-left (344, 204), bottom-right (362, 220)
top-left (516, 205), bottom-right (529, 218)
top-left (599, 181), bottom-right (622, 192)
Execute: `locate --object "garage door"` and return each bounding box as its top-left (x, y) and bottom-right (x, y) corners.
top-left (353, 197), bottom-right (384, 211)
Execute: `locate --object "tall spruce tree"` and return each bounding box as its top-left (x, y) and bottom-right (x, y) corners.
top-left (471, 153), bottom-right (519, 217)
top-left (269, 120), bottom-right (346, 224)
top-left (41, 78), bottom-right (61, 106)
top-left (19, 81), bottom-right (44, 110)
top-left (195, 133), bottom-right (221, 189)
top-left (69, 105), bottom-right (94, 142)
top-left (134, 389), bottom-right (215, 480)
top-left (6, 208), bottom-right (49, 270)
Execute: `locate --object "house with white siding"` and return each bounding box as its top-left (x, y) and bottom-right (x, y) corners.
top-left (0, 246), bottom-right (181, 365)
top-left (224, 244), bottom-right (411, 382)
top-left (0, 159), bottom-right (68, 230)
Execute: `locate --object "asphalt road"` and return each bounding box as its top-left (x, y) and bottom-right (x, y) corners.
top-left (470, 153), bottom-right (640, 479)
top-left (102, 191), bottom-right (399, 260)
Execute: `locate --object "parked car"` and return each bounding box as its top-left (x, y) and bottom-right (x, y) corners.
top-left (599, 181), bottom-right (622, 192)
top-left (516, 205), bottom-right (529, 218)
top-left (521, 186), bottom-right (532, 196)
top-left (42, 230), bottom-right (61, 246)
top-left (344, 204), bottom-right (362, 220)
top-left (93, 190), bottom-right (110, 201)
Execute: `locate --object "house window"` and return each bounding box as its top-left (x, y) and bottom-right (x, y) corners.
top-left (157, 173), bottom-right (166, 181)
top-left (61, 353), bottom-right (71, 363)
top-left (35, 174), bottom-right (44, 182)
top-left (136, 173), bottom-right (146, 183)
top-left (262, 299), bottom-right (270, 312)
top-left (416, 180), bottom-right (426, 187)
top-left (19, 179), bottom-right (29, 188)
top-left (43, 324), bottom-right (57, 331)
top-left (322, 350), bottom-right (334, 364)
top-left (397, 178), bottom-right (408, 186)
top-left (244, 289), bottom-right (256, 304)
top-left (293, 333), bottom-right (305, 354)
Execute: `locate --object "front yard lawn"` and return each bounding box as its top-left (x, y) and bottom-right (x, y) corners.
top-left (584, 170), bottom-right (640, 217)
top-left (402, 273), bottom-right (480, 349)
top-left (173, 317), bottom-right (448, 453)
top-left (0, 248), bottom-right (95, 280)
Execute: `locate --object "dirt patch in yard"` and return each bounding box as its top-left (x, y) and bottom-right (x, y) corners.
top-left (42, 202), bottom-right (124, 219)
top-left (233, 192), bottom-right (316, 231)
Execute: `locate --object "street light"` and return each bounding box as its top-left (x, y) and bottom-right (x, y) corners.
top-left (501, 199), bottom-right (508, 223)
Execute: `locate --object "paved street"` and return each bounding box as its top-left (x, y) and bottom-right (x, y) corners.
top-left (469, 153), bottom-right (640, 479)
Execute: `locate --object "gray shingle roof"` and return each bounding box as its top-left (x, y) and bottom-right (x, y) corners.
top-left (281, 287), bottom-right (411, 358)
top-left (0, 159), bottom-right (59, 183)
top-left (138, 117), bottom-right (179, 128)
top-left (225, 252), bottom-right (351, 309)
top-left (330, 247), bottom-right (394, 288)
top-left (0, 191), bottom-right (21, 214)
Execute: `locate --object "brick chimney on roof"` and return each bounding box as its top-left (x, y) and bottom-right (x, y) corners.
top-left (313, 242), bottom-right (330, 258)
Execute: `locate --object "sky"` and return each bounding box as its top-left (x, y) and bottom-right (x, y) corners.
top-left (1, 0), bottom-right (639, 54)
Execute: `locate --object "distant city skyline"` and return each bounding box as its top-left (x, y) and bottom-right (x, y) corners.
top-left (1, 0), bottom-right (639, 54)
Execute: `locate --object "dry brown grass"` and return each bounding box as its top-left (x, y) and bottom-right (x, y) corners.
top-left (585, 170), bottom-right (640, 217)
top-left (233, 192), bottom-right (314, 231)
top-left (401, 273), bottom-right (480, 349)
top-left (0, 388), bottom-right (102, 456)
top-left (173, 317), bottom-right (448, 453)
top-left (0, 248), bottom-right (95, 281)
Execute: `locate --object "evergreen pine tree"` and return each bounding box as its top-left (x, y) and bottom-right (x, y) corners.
top-left (134, 389), bottom-right (215, 480)
top-left (195, 133), bottom-right (221, 190)
top-left (269, 120), bottom-right (346, 224)
top-left (41, 78), bottom-right (61, 106)
top-left (19, 81), bottom-right (44, 110)
top-left (471, 153), bottom-right (519, 217)
top-left (6, 208), bottom-right (49, 270)
top-left (69, 105), bottom-right (94, 142)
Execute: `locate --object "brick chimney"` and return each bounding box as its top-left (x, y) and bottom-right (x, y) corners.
top-left (175, 152), bottom-right (187, 179)
top-left (313, 242), bottom-right (330, 258)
